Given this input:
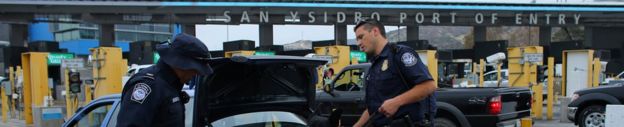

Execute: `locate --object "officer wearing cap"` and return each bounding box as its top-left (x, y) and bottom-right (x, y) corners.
top-left (117, 33), bottom-right (213, 127)
top-left (352, 19), bottom-right (438, 127)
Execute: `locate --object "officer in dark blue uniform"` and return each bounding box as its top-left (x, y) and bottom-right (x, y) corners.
top-left (117, 33), bottom-right (213, 127)
top-left (352, 19), bottom-right (438, 127)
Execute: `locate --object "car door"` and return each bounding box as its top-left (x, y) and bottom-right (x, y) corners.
top-left (62, 99), bottom-right (119, 127)
top-left (325, 67), bottom-right (367, 125)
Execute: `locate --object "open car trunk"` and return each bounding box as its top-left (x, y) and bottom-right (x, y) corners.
top-left (193, 56), bottom-right (327, 127)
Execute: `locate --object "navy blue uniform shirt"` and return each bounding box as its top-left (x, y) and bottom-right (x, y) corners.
top-left (365, 43), bottom-right (434, 126)
top-left (117, 62), bottom-right (186, 127)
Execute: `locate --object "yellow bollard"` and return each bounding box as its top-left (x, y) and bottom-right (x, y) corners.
top-left (85, 84), bottom-right (92, 104)
top-left (521, 117), bottom-right (532, 127)
top-left (9, 67), bottom-right (14, 119)
top-left (21, 52), bottom-right (50, 125)
top-left (2, 80), bottom-right (7, 123)
top-left (593, 58), bottom-right (601, 87)
top-left (8, 66), bottom-right (15, 119)
top-left (533, 82), bottom-right (543, 119)
top-left (479, 59), bottom-right (485, 87)
top-left (64, 68), bottom-right (73, 119)
top-left (547, 57), bottom-right (555, 120)
top-left (417, 50), bottom-right (438, 88)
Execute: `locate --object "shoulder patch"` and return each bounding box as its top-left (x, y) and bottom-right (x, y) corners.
top-left (401, 52), bottom-right (418, 67)
top-left (131, 83), bottom-right (152, 104)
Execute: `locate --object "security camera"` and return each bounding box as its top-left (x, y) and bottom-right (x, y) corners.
top-left (486, 52), bottom-right (506, 63)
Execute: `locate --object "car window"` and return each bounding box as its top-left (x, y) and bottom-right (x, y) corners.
top-left (484, 73), bottom-right (496, 81)
top-left (72, 102), bottom-right (114, 127)
top-left (106, 103), bottom-right (121, 127)
top-left (98, 98), bottom-right (191, 127)
top-left (210, 111), bottom-right (307, 127)
top-left (333, 68), bottom-right (364, 92)
top-left (501, 71), bottom-right (509, 80)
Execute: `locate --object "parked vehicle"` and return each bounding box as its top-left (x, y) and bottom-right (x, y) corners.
top-left (315, 64), bottom-right (532, 127)
top-left (122, 64), bottom-right (153, 86)
top-left (567, 83), bottom-right (624, 127)
top-left (483, 69), bottom-right (509, 87)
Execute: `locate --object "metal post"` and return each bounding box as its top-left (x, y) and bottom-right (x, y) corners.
top-left (334, 24), bottom-right (347, 45)
top-left (539, 27), bottom-right (552, 46)
top-left (562, 52), bottom-right (567, 97)
top-left (99, 24), bottom-right (115, 47)
top-left (479, 59), bottom-right (485, 87)
top-left (63, 68), bottom-right (74, 119)
top-left (497, 63), bottom-right (502, 87)
top-left (474, 26), bottom-right (487, 42)
top-left (9, 66), bottom-right (15, 119)
top-left (9, 24), bottom-right (27, 47)
top-left (534, 66), bottom-right (543, 119)
top-left (407, 26), bottom-right (419, 41)
top-left (2, 77), bottom-right (7, 123)
top-left (547, 57), bottom-right (555, 120)
top-left (593, 58), bottom-right (601, 87)
top-left (21, 52), bottom-right (50, 125)
top-left (260, 24), bottom-right (274, 49)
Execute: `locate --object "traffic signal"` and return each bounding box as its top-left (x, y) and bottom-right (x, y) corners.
top-left (69, 71), bottom-right (82, 94)
top-left (537, 65), bottom-right (548, 83)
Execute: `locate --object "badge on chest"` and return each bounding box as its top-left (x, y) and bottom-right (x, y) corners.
top-left (381, 59), bottom-right (389, 71)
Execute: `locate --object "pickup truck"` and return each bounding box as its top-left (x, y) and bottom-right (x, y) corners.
top-left (315, 63), bottom-right (532, 127)
top-left (567, 83), bottom-right (624, 127)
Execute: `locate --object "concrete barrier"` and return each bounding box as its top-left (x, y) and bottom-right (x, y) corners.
top-left (32, 106), bottom-right (65, 127)
top-left (559, 97), bottom-right (572, 123)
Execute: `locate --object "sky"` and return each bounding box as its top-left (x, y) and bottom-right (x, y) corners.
top-left (195, 24), bottom-right (400, 50)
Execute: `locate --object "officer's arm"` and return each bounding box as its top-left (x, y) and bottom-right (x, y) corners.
top-left (393, 80), bottom-right (436, 105)
top-left (353, 109), bottom-right (369, 127)
top-left (393, 49), bottom-right (437, 105)
top-left (116, 82), bottom-right (161, 127)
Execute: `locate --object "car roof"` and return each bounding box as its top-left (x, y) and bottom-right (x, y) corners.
top-left (93, 94), bottom-right (121, 101)
top-left (91, 90), bottom-right (195, 102)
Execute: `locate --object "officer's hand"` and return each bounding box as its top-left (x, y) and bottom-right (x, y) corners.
top-left (378, 98), bottom-right (402, 118)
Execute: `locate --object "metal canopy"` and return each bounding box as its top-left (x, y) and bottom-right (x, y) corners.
top-left (1, 0), bottom-right (624, 26)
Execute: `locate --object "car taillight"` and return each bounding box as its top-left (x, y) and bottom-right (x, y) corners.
top-left (489, 96), bottom-right (502, 115)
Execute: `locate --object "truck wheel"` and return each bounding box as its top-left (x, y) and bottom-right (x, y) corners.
top-left (434, 117), bottom-right (457, 127)
top-left (579, 105), bottom-right (605, 127)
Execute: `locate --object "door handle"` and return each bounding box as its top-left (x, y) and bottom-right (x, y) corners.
top-left (355, 98), bottom-right (363, 102)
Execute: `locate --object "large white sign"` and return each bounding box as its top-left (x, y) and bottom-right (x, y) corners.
top-left (61, 59), bottom-right (84, 69)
